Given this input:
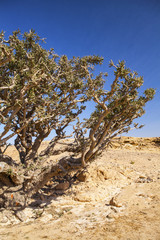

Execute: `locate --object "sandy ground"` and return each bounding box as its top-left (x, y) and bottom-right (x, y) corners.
top-left (0, 137), bottom-right (160, 240)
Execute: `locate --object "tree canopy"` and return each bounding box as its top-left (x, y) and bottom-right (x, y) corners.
top-left (0, 30), bottom-right (155, 209)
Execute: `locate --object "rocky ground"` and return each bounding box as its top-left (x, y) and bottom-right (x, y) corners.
top-left (0, 137), bottom-right (160, 240)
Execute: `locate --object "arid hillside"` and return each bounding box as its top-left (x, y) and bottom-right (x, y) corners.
top-left (0, 137), bottom-right (160, 240)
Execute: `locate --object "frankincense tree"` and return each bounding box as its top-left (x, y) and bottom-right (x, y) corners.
top-left (0, 30), bottom-right (155, 209)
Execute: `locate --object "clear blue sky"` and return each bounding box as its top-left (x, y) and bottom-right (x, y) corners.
top-left (1, 0), bottom-right (160, 137)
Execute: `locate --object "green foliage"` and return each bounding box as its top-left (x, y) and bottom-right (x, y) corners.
top-left (81, 60), bottom-right (155, 161)
top-left (0, 30), bottom-right (104, 162)
top-left (85, 60), bottom-right (155, 135)
top-left (0, 30), bottom-right (155, 165)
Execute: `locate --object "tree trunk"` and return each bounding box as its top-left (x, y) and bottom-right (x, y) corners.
top-left (0, 152), bottom-right (82, 209)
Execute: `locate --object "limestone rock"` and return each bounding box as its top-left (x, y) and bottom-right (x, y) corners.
top-left (54, 181), bottom-right (70, 191)
top-left (76, 170), bottom-right (88, 182)
top-left (74, 193), bottom-right (92, 202)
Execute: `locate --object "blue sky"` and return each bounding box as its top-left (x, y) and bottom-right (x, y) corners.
top-left (0, 0), bottom-right (160, 138)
